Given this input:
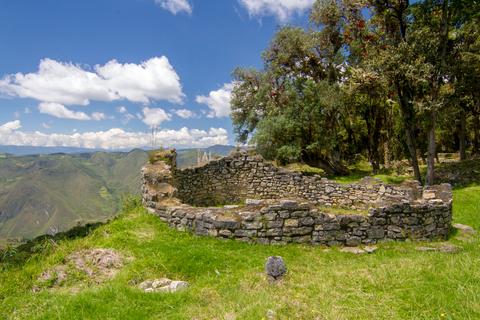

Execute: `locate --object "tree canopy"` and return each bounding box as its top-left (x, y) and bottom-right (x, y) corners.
top-left (231, 0), bottom-right (480, 183)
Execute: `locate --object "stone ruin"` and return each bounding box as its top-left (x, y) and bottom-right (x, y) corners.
top-left (142, 149), bottom-right (453, 246)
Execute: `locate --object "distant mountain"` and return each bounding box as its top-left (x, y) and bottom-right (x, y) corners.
top-left (0, 150), bottom-right (148, 242)
top-left (0, 144), bottom-right (236, 159)
top-left (0, 145), bottom-right (235, 243)
top-left (176, 145), bottom-right (236, 168)
top-left (0, 145), bottom-right (113, 156)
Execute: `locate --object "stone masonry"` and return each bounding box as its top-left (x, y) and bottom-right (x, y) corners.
top-left (142, 150), bottom-right (453, 246)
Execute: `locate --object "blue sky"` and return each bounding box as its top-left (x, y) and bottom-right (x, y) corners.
top-left (0, 0), bottom-right (313, 149)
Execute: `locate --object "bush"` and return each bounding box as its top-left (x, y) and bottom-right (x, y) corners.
top-left (121, 195), bottom-right (143, 212)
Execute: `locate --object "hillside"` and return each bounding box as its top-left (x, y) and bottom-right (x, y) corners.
top-left (0, 183), bottom-right (478, 319)
top-left (0, 150), bottom-right (148, 242)
top-left (0, 145), bottom-right (234, 244)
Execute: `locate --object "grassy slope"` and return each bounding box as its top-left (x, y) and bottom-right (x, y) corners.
top-left (0, 184), bottom-right (479, 320)
top-left (0, 151), bottom-right (147, 241)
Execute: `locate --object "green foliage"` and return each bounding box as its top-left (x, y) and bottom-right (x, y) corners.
top-left (285, 163), bottom-right (325, 176)
top-left (121, 195), bottom-right (143, 213)
top-left (147, 148), bottom-right (167, 164)
top-left (231, 0), bottom-right (480, 183)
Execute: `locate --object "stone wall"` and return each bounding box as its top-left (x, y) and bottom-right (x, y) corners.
top-left (174, 154), bottom-right (422, 209)
top-left (142, 150), bottom-right (453, 246)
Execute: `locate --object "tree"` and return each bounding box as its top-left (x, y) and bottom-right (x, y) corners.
top-left (231, 0), bottom-right (480, 180)
top-left (231, 26), bottom-right (353, 175)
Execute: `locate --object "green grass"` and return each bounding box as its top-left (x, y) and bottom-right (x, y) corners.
top-left (1, 185), bottom-right (479, 320)
top-left (285, 163), bottom-right (325, 176)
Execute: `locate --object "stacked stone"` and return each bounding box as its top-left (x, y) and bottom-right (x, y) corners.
top-left (142, 150), bottom-right (453, 246)
top-left (150, 198), bottom-right (451, 246)
top-left (173, 152), bottom-right (417, 209)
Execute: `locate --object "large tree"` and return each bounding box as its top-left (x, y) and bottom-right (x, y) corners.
top-left (231, 0), bottom-right (480, 181)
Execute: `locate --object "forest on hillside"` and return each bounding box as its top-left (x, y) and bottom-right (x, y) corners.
top-left (231, 0), bottom-right (480, 185)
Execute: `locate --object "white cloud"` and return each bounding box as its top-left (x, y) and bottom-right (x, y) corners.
top-left (155, 0), bottom-right (192, 15)
top-left (42, 122), bottom-right (51, 129)
top-left (38, 102), bottom-right (109, 121)
top-left (116, 106), bottom-right (135, 123)
top-left (117, 106), bottom-right (128, 114)
top-left (91, 112), bottom-right (107, 121)
top-left (0, 57), bottom-right (184, 106)
top-left (38, 102), bottom-right (91, 121)
top-left (0, 120), bottom-right (228, 149)
top-left (142, 107), bottom-right (171, 127)
top-left (238, 0), bottom-right (314, 21)
top-left (196, 83), bottom-right (234, 118)
top-left (0, 120), bottom-right (21, 133)
top-left (174, 108), bottom-right (195, 119)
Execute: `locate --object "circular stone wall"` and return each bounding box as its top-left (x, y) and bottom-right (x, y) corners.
top-left (142, 150), bottom-right (453, 246)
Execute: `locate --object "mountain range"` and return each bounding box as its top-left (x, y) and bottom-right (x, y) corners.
top-left (0, 145), bottom-right (234, 244)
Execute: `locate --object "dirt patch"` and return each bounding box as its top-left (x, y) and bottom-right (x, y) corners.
top-left (37, 248), bottom-right (123, 290)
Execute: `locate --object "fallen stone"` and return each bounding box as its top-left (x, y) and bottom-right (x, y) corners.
top-left (138, 280), bottom-right (153, 290)
top-left (416, 243), bottom-right (462, 253)
top-left (246, 199), bottom-right (263, 205)
top-left (363, 245), bottom-right (378, 253)
top-left (265, 256), bottom-right (287, 280)
top-left (139, 278), bottom-right (189, 293)
top-left (152, 278), bottom-right (171, 289)
top-left (169, 280), bottom-right (189, 292)
top-left (340, 247), bottom-right (365, 254)
top-left (453, 223), bottom-right (476, 235)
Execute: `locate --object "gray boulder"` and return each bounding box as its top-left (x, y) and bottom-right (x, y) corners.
top-left (265, 256), bottom-right (287, 280)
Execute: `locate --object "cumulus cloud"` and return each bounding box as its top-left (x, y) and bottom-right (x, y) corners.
top-left (116, 106), bottom-right (136, 124)
top-left (0, 120), bottom-right (228, 149)
top-left (196, 83), bottom-right (234, 118)
top-left (155, 0), bottom-right (192, 15)
top-left (91, 112), bottom-right (107, 121)
top-left (38, 102), bottom-right (91, 121)
top-left (117, 106), bottom-right (128, 114)
top-left (142, 107), bottom-right (171, 127)
top-left (0, 57), bottom-right (184, 106)
top-left (0, 120), bottom-right (22, 133)
top-left (174, 108), bottom-right (195, 119)
top-left (238, 0), bottom-right (314, 21)
top-left (38, 102), bottom-right (109, 121)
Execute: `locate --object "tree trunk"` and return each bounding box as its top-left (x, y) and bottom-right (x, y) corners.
top-left (425, 0), bottom-right (450, 185)
top-left (396, 80), bottom-right (422, 183)
top-left (405, 126), bottom-right (422, 183)
top-left (302, 153), bottom-right (350, 176)
top-left (426, 112), bottom-right (436, 186)
top-left (384, 141), bottom-right (391, 169)
top-left (473, 112), bottom-right (480, 156)
top-left (459, 109), bottom-right (467, 160)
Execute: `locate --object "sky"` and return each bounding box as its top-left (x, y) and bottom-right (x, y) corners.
top-left (0, 0), bottom-right (314, 150)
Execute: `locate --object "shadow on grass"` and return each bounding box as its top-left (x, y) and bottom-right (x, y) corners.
top-left (0, 221), bottom-right (105, 266)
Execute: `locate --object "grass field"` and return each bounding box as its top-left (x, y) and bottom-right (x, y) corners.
top-left (0, 185), bottom-right (479, 319)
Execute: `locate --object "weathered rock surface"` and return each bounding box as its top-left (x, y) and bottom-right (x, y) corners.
top-left (265, 256), bottom-right (287, 280)
top-left (340, 246), bottom-right (377, 254)
top-left (139, 278), bottom-right (189, 293)
top-left (416, 243), bottom-right (462, 253)
top-left (142, 150), bottom-right (453, 246)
